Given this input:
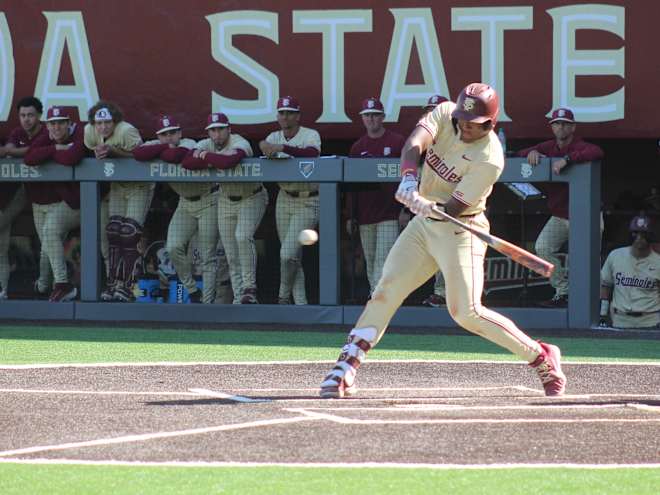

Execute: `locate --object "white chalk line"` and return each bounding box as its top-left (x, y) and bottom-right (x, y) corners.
top-left (0, 416), bottom-right (319, 458)
top-left (188, 388), bottom-right (271, 403)
top-left (285, 408), bottom-right (660, 425)
top-left (1, 458), bottom-right (659, 470)
top-left (1, 358), bottom-right (659, 370)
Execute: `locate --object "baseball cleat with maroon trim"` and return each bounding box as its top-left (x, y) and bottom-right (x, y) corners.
top-left (320, 327), bottom-right (376, 399)
top-left (530, 342), bottom-right (566, 396)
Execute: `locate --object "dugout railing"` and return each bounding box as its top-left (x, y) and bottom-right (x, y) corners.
top-left (0, 156), bottom-right (600, 329)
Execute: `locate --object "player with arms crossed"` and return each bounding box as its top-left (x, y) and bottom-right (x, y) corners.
top-left (320, 83), bottom-right (566, 398)
top-left (184, 113), bottom-right (263, 304)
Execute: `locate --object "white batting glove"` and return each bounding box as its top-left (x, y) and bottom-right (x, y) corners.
top-left (409, 194), bottom-right (435, 217)
top-left (395, 173), bottom-right (418, 207)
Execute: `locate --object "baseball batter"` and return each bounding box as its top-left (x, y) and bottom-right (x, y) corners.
top-left (183, 112), bottom-right (265, 304)
top-left (348, 97), bottom-right (405, 294)
top-left (134, 115), bottom-right (217, 304)
top-left (321, 83), bottom-right (566, 398)
top-left (600, 215), bottom-right (660, 329)
top-left (259, 96), bottom-right (321, 305)
top-left (84, 101), bottom-right (148, 302)
top-left (24, 106), bottom-right (86, 302)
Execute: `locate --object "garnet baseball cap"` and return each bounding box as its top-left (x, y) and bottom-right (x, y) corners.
top-left (45, 106), bottom-right (70, 122)
top-left (424, 95), bottom-right (448, 109)
top-left (549, 108), bottom-right (575, 124)
top-left (277, 96), bottom-right (300, 112)
top-left (94, 107), bottom-right (113, 122)
top-left (359, 97), bottom-right (384, 115)
top-left (205, 113), bottom-right (229, 130)
top-left (156, 115), bottom-right (181, 134)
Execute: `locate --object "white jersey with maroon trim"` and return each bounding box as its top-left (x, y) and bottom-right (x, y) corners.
top-left (601, 247), bottom-right (660, 314)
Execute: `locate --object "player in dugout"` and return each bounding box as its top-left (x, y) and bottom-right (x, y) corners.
top-left (600, 214), bottom-right (660, 329)
top-left (320, 83), bottom-right (567, 399)
top-left (24, 106), bottom-right (86, 301)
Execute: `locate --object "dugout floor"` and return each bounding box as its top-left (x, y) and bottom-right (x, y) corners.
top-left (0, 361), bottom-right (658, 466)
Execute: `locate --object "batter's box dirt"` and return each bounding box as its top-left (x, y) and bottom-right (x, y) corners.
top-left (0, 361), bottom-right (658, 465)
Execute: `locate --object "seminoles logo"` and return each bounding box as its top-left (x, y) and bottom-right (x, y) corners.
top-left (282, 98), bottom-right (290, 107)
top-left (103, 162), bottom-right (115, 177)
top-left (367, 99), bottom-right (375, 108)
top-left (212, 114), bottom-right (219, 122)
top-left (53, 108), bottom-right (60, 116)
top-left (463, 97), bottom-right (476, 112)
top-left (558, 109), bottom-right (566, 117)
top-left (162, 118), bottom-right (170, 127)
top-left (521, 162), bottom-right (533, 178)
top-left (431, 96), bottom-right (439, 104)
top-left (299, 161), bottom-right (315, 178)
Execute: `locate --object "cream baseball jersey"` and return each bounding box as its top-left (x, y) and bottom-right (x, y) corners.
top-left (143, 138), bottom-right (209, 198)
top-left (417, 101), bottom-right (504, 216)
top-left (197, 133), bottom-right (257, 197)
top-left (84, 121), bottom-right (142, 151)
top-left (265, 126), bottom-right (321, 193)
top-left (601, 247), bottom-right (660, 314)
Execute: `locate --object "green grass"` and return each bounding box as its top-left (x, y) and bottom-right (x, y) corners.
top-left (1, 325), bottom-right (659, 365)
top-left (1, 324), bottom-right (658, 494)
top-left (0, 464), bottom-right (658, 495)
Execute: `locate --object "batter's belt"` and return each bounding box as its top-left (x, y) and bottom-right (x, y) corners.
top-left (613, 308), bottom-right (660, 317)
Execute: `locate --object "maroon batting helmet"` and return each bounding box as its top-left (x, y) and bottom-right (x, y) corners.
top-left (451, 83), bottom-right (499, 125)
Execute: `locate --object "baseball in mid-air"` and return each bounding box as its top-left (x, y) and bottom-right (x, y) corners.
top-left (298, 229), bottom-right (319, 246)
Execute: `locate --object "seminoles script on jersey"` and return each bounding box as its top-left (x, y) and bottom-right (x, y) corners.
top-left (417, 101), bottom-right (504, 217)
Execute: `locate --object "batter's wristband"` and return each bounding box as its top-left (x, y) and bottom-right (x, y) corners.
top-left (599, 299), bottom-right (610, 317)
top-left (400, 161), bottom-right (418, 178)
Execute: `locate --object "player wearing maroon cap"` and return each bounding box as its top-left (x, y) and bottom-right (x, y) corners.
top-left (321, 83), bottom-right (566, 399)
top-left (517, 108), bottom-right (604, 308)
top-left (259, 96), bottom-right (321, 305)
top-left (24, 106), bottom-right (85, 301)
top-left (134, 115), bottom-right (219, 304)
top-left (184, 113), bottom-right (265, 304)
top-left (347, 97), bottom-right (405, 294)
top-left (84, 100), bottom-right (146, 302)
top-left (1, 97), bottom-right (50, 297)
top-left (600, 215), bottom-right (660, 329)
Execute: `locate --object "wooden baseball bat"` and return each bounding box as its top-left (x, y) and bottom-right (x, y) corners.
top-left (430, 205), bottom-right (554, 278)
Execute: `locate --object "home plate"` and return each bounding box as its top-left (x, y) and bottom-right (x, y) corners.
top-left (189, 388), bottom-right (272, 403)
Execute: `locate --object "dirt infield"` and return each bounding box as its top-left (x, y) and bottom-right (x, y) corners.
top-left (0, 361), bottom-right (658, 466)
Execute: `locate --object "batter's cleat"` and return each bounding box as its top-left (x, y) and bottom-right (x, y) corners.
top-left (530, 342), bottom-right (566, 396)
top-left (422, 293), bottom-right (446, 307)
top-left (320, 361), bottom-right (358, 398)
top-left (48, 283), bottom-right (77, 302)
top-left (240, 287), bottom-right (258, 304)
top-left (539, 294), bottom-right (568, 308)
top-left (319, 327), bottom-right (376, 399)
top-left (188, 290), bottom-right (202, 304)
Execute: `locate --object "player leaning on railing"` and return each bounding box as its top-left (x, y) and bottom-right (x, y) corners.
top-left (321, 83), bottom-right (567, 399)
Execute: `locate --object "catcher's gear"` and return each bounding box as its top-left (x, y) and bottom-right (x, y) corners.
top-left (451, 83), bottom-right (499, 126)
top-left (395, 173), bottom-right (418, 207)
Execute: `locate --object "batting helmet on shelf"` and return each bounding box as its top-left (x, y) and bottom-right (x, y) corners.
top-left (629, 214), bottom-right (657, 242)
top-left (451, 83), bottom-right (499, 125)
